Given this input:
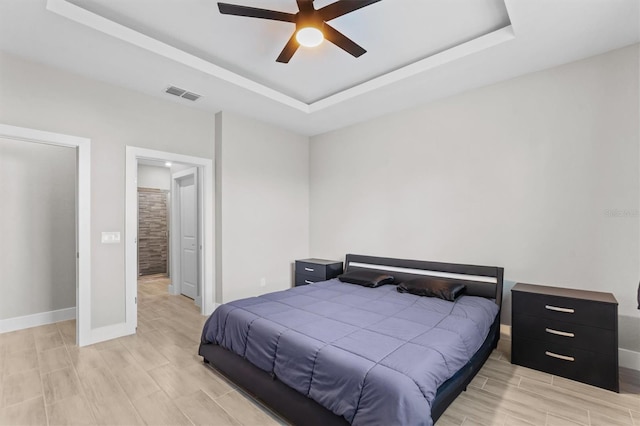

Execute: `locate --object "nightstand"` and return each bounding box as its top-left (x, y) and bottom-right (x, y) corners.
top-left (295, 258), bottom-right (343, 286)
top-left (511, 282), bottom-right (619, 392)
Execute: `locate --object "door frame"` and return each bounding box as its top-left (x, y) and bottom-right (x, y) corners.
top-left (0, 123), bottom-right (91, 346)
top-left (169, 167), bottom-right (201, 305)
top-left (125, 147), bottom-right (214, 327)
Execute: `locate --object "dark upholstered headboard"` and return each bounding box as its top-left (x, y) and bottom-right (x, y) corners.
top-left (344, 254), bottom-right (504, 308)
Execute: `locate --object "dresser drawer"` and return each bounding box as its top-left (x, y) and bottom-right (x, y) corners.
top-left (512, 313), bottom-right (616, 356)
top-left (512, 291), bottom-right (616, 329)
top-left (512, 336), bottom-right (619, 392)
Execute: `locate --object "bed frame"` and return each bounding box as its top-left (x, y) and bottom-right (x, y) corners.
top-left (199, 254), bottom-right (504, 425)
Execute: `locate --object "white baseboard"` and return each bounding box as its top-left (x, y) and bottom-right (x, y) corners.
top-left (0, 307), bottom-right (76, 334)
top-left (498, 324), bottom-right (639, 371)
top-left (168, 284), bottom-right (176, 295)
top-left (195, 296), bottom-right (202, 307)
top-left (0, 309), bottom-right (136, 347)
top-left (619, 348), bottom-right (640, 371)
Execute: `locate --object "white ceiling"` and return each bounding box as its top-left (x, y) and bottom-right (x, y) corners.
top-left (0, 0), bottom-right (638, 136)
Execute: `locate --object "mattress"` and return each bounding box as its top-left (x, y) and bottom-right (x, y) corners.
top-left (201, 278), bottom-right (499, 426)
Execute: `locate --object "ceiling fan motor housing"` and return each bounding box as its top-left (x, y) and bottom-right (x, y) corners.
top-left (296, 9), bottom-right (324, 33)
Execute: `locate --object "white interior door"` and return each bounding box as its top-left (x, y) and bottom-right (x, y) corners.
top-left (178, 174), bottom-right (198, 299)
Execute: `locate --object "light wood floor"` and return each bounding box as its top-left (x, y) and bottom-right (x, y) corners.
top-left (0, 275), bottom-right (282, 426)
top-left (0, 275), bottom-right (638, 426)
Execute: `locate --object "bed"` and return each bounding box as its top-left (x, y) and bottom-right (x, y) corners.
top-left (199, 254), bottom-right (504, 425)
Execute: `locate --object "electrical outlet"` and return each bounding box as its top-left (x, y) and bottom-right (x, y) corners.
top-left (260, 278), bottom-right (266, 288)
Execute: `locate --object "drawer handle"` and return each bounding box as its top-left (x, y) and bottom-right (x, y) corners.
top-left (545, 351), bottom-right (575, 362)
top-left (304, 268), bottom-right (315, 272)
top-left (545, 305), bottom-right (574, 314)
top-left (304, 280), bottom-right (313, 284)
top-left (545, 328), bottom-right (575, 338)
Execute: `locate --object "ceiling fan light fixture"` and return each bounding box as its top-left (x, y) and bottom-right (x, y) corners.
top-left (217, 0), bottom-right (381, 62)
top-left (296, 27), bottom-right (323, 47)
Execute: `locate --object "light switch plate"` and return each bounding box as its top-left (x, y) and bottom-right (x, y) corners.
top-left (101, 231), bottom-right (121, 244)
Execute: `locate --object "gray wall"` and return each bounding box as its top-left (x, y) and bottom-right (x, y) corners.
top-left (216, 111), bottom-right (309, 303)
top-left (0, 138), bottom-right (76, 319)
top-left (310, 45), bottom-right (639, 349)
top-left (0, 52), bottom-right (215, 328)
top-left (138, 164), bottom-right (170, 190)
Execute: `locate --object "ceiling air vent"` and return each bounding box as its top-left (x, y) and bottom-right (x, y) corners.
top-left (181, 92), bottom-right (201, 101)
top-left (164, 86), bottom-right (201, 101)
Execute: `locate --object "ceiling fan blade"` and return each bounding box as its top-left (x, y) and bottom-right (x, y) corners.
top-left (276, 33), bottom-right (300, 63)
top-left (218, 3), bottom-right (296, 22)
top-left (296, 0), bottom-right (315, 13)
top-left (323, 24), bottom-right (366, 58)
top-left (318, 0), bottom-right (381, 22)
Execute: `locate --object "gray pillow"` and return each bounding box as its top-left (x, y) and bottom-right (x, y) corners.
top-left (338, 270), bottom-right (394, 288)
top-left (397, 276), bottom-right (466, 301)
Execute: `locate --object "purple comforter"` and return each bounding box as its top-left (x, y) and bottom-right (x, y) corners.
top-left (201, 279), bottom-right (498, 425)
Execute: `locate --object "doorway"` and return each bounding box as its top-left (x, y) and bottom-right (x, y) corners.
top-left (136, 159), bottom-right (173, 312)
top-left (136, 161), bottom-right (200, 305)
top-left (125, 146), bottom-right (214, 335)
top-left (0, 123), bottom-right (91, 346)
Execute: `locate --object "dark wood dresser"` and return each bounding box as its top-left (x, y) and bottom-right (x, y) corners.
top-left (295, 258), bottom-right (343, 286)
top-left (511, 282), bottom-right (619, 392)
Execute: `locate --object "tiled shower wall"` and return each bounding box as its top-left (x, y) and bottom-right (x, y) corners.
top-left (138, 188), bottom-right (168, 275)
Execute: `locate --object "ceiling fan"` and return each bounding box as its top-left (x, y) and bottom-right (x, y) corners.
top-left (217, 0), bottom-right (381, 63)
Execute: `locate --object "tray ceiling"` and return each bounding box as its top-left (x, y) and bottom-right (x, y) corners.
top-left (66, 0), bottom-right (512, 104)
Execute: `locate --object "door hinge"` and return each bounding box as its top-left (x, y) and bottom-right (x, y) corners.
top-left (135, 297), bottom-right (137, 304)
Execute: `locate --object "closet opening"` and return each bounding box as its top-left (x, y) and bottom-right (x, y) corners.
top-left (0, 124), bottom-right (91, 346)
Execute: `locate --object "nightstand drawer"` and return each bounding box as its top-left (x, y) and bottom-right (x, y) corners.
top-left (512, 291), bottom-right (616, 329)
top-left (512, 313), bottom-right (616, 356)
top-left (512, 336), bottom-right (619, 392)
top-left (295, 273), bottom-right (324, 286)
top-left (296, 261), bottom-right (327, 279)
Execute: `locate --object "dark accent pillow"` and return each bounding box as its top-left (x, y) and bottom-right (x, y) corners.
top-left (338, 270), bottom-right (394, 288)
top-left (397, 276), bottom-right (466, 301)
